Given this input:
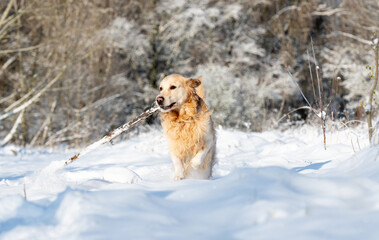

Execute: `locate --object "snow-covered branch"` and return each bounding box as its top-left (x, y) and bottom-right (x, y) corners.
top-left (65, 104), bottom-right (159, 165)
top-left (0, 109), bottom-right (24, 146)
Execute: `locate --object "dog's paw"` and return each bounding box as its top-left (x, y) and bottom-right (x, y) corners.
top-left (174, 175), bottom-right (184, 181)
top-left (174, 170), bottom-right (184, 181)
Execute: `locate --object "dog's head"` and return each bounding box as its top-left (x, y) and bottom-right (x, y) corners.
top-left (156, 74), bottom-right (201, 112)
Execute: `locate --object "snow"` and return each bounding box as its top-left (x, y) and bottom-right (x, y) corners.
top-left (365, 104), bottom-right (372, 113)
top-left (1, 125), bottom-right (379, 239)
top-left (317, 111), bottom-right (327, 120)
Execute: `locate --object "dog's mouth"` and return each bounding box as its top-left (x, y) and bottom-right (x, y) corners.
top-left (160, 102), bottom-right (176, 111)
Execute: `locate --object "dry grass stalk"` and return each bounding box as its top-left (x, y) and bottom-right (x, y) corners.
top-left (367, 36), bottom-right (379, 143)
top-left (283, 44), bottom-right (331, 150)
top-left (23, 179), bottom-right (27, 200)
top-left (310, 40), bottom-right (327, 150)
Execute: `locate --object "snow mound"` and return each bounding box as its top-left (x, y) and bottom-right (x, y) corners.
top-left (103, 167), bottom-right (141, 184)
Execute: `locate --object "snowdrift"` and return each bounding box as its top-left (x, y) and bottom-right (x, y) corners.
top-left (1, 126), bottom-right (379, 240)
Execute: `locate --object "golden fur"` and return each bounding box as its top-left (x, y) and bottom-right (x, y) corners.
top-left (156, 74), bottom-right (216, 180)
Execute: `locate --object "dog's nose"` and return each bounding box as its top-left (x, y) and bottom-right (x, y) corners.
top-left (156, 96), bottom-right (164, 105)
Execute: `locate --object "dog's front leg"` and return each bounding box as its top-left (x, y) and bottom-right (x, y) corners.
top-left (191, 145), bottom-right (211, 169)
top-left (172, 154), bottom-right (185, 181)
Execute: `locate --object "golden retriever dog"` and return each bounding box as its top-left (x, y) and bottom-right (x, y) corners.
top-left (156, 74), bottom-right (216, 180)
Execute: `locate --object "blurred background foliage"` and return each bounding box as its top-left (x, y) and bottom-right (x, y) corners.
top-left (0, 0), bottom-right (378, 147)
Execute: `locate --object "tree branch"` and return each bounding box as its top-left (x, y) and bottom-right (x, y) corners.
top-left (0, 109), bottom-right (24, 146)
top-left (0, 67), bottom-right (66, 121)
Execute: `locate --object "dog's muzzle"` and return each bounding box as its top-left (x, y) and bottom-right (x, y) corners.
top-left (156, 96), bottom-right (176, 111)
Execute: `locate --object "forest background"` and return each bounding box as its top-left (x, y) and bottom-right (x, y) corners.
top-left (0, 0), bottom-right (378, 148)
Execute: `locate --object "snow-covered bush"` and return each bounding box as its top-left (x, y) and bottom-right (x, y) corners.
top-left (195, 64), bottom-right (260, 130)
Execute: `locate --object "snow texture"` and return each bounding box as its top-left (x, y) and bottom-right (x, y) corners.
top-left (1, 125), bottom-right (379, 239)
top-left (365, 104), bottom-right (372, 113)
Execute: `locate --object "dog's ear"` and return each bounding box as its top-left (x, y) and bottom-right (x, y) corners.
top-left (186, 77), bottom-right (202, 88)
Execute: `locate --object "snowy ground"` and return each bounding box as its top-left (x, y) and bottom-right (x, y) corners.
top-left (1, 125), bottom-right (379, 239)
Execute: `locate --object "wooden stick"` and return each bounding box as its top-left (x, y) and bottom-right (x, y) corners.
top-left (65, 104), bottom-right (160, 165)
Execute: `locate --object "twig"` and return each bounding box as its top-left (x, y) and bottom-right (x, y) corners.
top-left (270, 5), bottom-right (297, 21)
top-left (30, 98), bottom-right (57, 146)
top-left (311, 8), bottom-right (345, 16)
top-left (351, 139), bottom-right (356, 153)
top-left (311, 40), bottom-right (327, 150)
top-left (71, 93), bottom-right (121, 113)
top-left (277, 106), bottom-right (315, 123)
top-left (276, 92), bottom-right (286, 121)
top-left (0, 0), bottom-right (15, 28)
top-left (286, 70), bottom-right (314, 110)
top-left (4, 77), bottom-right (46, 113)
top-left (0, 92), bottom-right (15, 105)
top-left (65, 104), bottom-right (160, 165)
top-left (316, 65), bottom-right (326, 150)
top-left (0, 55), bottom-right (16, 74)
top-left (334, 31), bottom-right (372, 45)
top-left (307, 49), bottom-right (319, 108)
top-left (286, 41), bottom-right (328, 150)
top-left (23, 179), bottom-right (27, 200)
top-left (311, 39), bottom-right (322, 108)
top-left (0, 109), bottom-right (24, 146)
top-left (0, 44), bottom-right (44, 54)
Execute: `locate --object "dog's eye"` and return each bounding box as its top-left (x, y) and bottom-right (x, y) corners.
top-left (159, 87), bottom-right (162, 91)
top-left (170, 86), bottom-right (176, 90)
